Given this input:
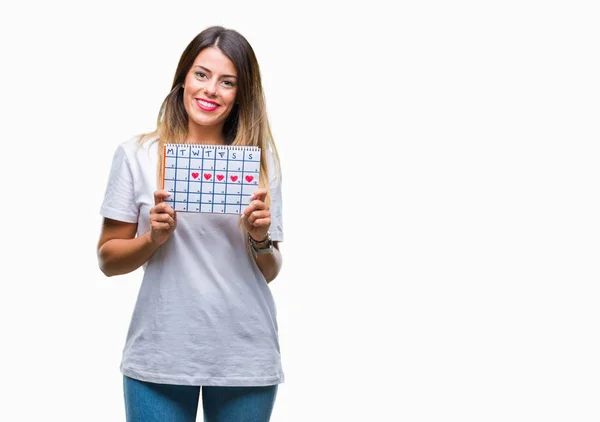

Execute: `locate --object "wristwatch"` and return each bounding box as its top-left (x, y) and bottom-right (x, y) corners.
top-left (248, 232), bottom-right (274, 255)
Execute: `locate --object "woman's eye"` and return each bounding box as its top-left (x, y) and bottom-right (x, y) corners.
top-left (195, 72), bottom-right (206, 78)
top-left (223, 81), bottom-right (235, 87)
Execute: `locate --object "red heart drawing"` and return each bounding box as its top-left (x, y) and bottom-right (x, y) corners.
top-left (191, 172), bottom-right (199, 179)
top-left (217, 174), bottom-right (224, 181)
top-left (204, 173), bottom-right (212, 180)
top-left (245, 175), bottom-right (254, 183)
top-left (230, 175), bottom-right (238, 182)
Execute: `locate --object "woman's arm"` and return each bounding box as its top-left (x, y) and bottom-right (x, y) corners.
top-left (97, 219), bottom-right (160, 277)
top-left (97, 190), bottom-right (176, 277)
top-left (242, 188), bottom-right (284, 283)
top-left (252, 242), bottom-right (283, 284)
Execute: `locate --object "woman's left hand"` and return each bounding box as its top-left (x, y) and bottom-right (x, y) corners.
top-left (241, 188), bottom-right (271, 242)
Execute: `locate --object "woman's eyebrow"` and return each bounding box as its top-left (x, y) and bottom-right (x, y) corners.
top-left (194, 65), bottom-right (238, 79)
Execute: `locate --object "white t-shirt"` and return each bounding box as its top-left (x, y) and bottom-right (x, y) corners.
top-left (100, 135), bottom-right (284, 386)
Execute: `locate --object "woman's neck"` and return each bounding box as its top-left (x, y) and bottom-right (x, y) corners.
top-left (186, 123), bottom-right (225, 145)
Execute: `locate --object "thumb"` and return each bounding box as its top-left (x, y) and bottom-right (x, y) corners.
top-left (154, 189), bottom-right (172, 205)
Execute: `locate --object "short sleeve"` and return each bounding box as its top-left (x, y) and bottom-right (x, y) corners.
top-left (99, 145), bottom-right (139, 223)
top-left (267, 150), bottom-right (284, 242)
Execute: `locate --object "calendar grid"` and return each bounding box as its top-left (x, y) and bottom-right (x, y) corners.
top-left (199, 146), bottom-right (204, 209)
top-left (163, 144), bottom-right (260, 214)
top-left (174, 147), bottom-right (179, 206)
top-left (240, 150), bottom-right (246, 207)
top-left (225, 151), bottom-right (230, 210)
top-left (186, 148), bottom-right (192, 210)
top-left (211, 147), bottom-right (217, 213)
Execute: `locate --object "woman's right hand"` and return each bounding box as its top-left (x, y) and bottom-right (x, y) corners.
top-left (149, 190), bottom-right (177, 246)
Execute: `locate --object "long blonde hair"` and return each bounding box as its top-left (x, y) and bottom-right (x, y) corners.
top-left (138, 26), bottom-right (280, 207)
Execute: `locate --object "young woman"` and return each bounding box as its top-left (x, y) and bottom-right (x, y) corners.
top-left (97, 26), bottom-right (284, 422)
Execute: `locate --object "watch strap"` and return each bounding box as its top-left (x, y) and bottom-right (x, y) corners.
top-left (248, 232), bottom-right (274, 255)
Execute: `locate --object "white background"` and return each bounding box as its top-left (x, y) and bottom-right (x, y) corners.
top-left (1, 0), bottom-right (598, 421)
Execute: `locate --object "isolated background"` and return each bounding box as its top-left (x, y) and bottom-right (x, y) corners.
top-left (1, 0), bottom-right (598, 421)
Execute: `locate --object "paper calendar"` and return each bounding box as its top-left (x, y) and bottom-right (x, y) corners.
top-left (162, 144), bottom-right (261, 214)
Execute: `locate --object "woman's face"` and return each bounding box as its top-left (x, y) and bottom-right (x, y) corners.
top-left (182, 47), bottom-right (238, 132)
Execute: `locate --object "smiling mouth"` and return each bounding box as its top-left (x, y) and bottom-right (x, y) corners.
top-left (196, 99), bottom-right (220, 110)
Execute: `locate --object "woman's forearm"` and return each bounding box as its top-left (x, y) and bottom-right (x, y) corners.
top-left (98, 232), bottom-right (160, 277)
top-left (253, 245), bottom-right (283, 283)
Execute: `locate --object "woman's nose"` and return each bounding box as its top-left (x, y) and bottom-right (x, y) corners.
top-left (204, 83), bottom-right (218, 97)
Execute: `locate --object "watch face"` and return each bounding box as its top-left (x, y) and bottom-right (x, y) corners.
top-left (254, 245), bottom-right (274, 255)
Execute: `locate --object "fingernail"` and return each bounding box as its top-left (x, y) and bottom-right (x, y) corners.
top-left (241, 214), bottom-right (246, 219)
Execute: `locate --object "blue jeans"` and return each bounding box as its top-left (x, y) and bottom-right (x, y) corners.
top-left (123, 375), bottom-right (278, 422)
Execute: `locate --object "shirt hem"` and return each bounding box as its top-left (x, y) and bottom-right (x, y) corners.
top-left (100, 207), bottom-right (138, 223)
top-left (120, 365), bottom-right (285, 387)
